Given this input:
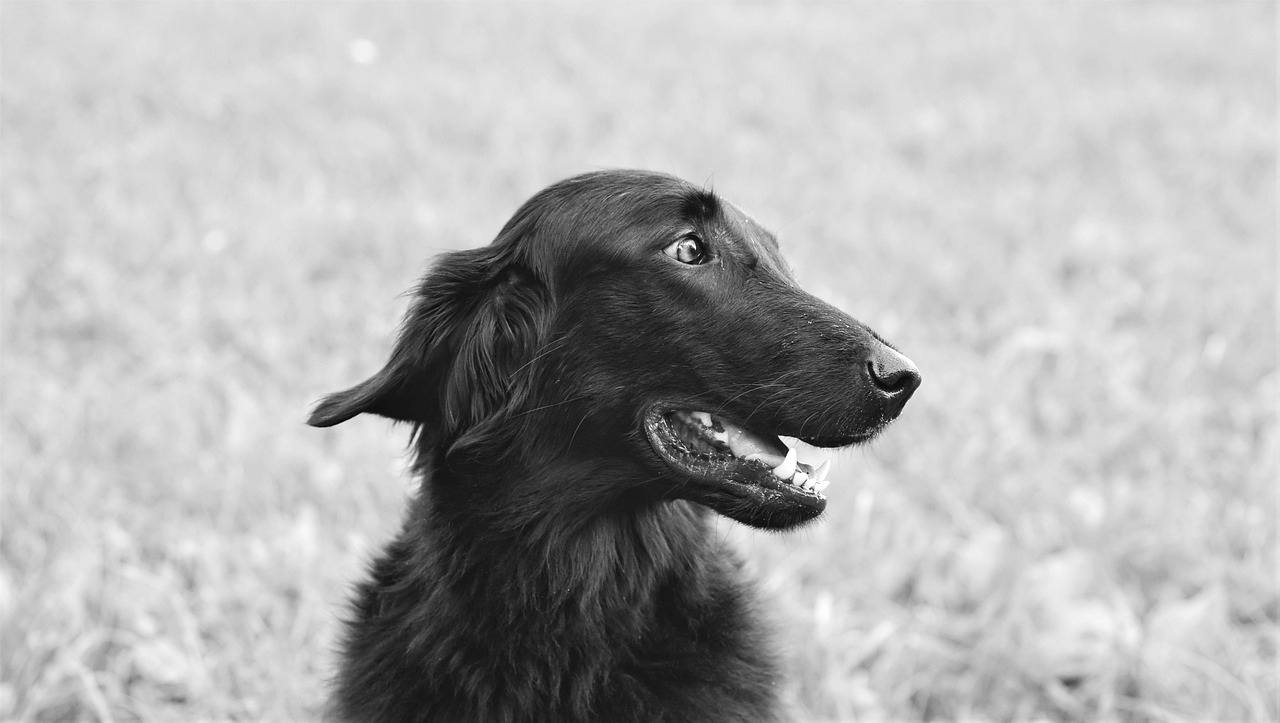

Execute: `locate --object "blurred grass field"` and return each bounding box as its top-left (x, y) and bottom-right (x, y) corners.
top-left (2, 3), bottom-right (1275, 721)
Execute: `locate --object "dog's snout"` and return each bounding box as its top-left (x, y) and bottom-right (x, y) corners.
top-left (865, 345), bottom-right (921, 414)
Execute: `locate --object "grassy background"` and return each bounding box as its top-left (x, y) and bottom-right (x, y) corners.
top-left (2, 2), bottom-right (1275, 721)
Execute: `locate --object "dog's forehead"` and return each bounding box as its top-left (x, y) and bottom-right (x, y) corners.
top-left (507, 174), bottom-right (792, 279)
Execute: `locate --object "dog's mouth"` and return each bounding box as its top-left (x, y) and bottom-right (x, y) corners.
top-left (644, 407), bottom-right (856, 529)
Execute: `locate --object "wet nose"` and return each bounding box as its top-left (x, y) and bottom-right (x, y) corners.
top-left (865, 344), bottom-right (921, 416)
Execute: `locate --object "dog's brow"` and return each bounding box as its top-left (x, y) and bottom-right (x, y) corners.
top-left (716, 201), bottom-right (781, 256)
top-left (680, 189), bottom-right (720, 222)
top-left (720, 201), bottom-right (777, 245)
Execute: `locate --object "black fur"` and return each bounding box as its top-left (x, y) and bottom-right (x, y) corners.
top-left (310, 170), bottom-right (920, 722)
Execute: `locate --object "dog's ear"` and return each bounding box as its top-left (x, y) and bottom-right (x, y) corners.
top-left (308, 245), bottom-right (545, 450)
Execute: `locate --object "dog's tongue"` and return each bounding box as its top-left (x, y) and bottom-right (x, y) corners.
top-left (718, 417), bottom-right (789, 467)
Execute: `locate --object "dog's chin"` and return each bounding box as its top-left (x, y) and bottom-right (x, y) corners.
top-left (642, 406), bottom-right (873, 531)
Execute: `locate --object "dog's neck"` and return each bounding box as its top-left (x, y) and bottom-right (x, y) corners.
top-left (334, 451), bottom-right (736, 716)
top-left (409, 451), bottom-right (714, 618)
top-left (332, 439), bottom-right (783, 723)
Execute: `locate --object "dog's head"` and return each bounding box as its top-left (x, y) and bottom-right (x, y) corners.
top-left (310, 170), bottom-right (919, 530)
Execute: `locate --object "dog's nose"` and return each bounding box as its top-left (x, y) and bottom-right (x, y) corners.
top-left (865, 344), bottom-right (921, 416)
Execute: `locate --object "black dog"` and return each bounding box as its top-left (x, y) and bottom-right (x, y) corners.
top-left (310, 170), bottom-right (919, 722)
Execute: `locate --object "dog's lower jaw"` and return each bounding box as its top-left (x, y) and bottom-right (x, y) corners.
top-left (330, 471), bottom-right (786, 723)
top-left (642, 407), bottom-right (832, 529)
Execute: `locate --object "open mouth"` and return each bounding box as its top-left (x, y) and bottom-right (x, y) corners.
top-left (643, 406), bottom-right (847, 528)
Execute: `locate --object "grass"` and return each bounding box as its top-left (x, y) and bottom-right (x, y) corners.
top-left (2, 2), bottom-right (1275, 721)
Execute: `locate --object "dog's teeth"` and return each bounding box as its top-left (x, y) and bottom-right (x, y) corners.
top-left (792, 470), bottom-right (808, 487)
top-left (692, 411), bottom-right (712, 427)
top-left (772, 448), bottom-right (797, 480)
top-left (814, 477), bottom-right (830, 494)
top-left (812, 459), bottom-right (831, 487)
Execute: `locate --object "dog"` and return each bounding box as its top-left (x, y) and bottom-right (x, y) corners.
top-left (309, 170), bottom-right (920, 722)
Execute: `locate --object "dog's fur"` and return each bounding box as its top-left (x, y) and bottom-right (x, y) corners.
top-left (310, 170), bottom-right (919, 722)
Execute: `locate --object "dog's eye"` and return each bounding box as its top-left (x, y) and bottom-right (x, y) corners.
top-left (664, 236), bottom-right (708, 265)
